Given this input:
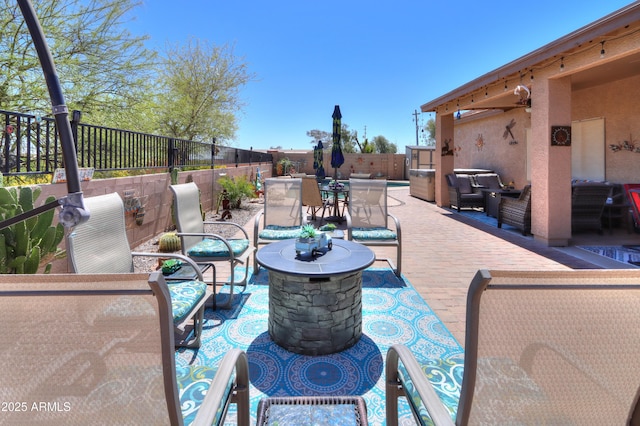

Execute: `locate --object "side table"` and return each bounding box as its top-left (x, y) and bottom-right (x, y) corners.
top-left (256, 396), bottom-right (368, 426)
top-left (481, 188), bottom-right (521, 218)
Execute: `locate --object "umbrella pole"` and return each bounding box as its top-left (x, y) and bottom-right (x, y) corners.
top-left (16, 0), bottom-right (89, 228)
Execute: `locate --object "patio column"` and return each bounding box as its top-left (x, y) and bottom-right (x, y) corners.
top-left (530, 76), bottom-right (572, 246)
top-left (435, 113), bottom-right (454, 208)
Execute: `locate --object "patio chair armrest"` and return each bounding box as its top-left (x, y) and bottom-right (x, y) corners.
top-left (131, 251), bottom-right (206, 281)
top-left (204, 220), bottom-right (250, 240)
top-left (345, 211), bottom-right (353, 240)
top-left (191, 348), bottom-right (250, 426)
top-left (388, 213), bottom-right (401, 240)
top-left (386, 344), bottom-right (455, 426)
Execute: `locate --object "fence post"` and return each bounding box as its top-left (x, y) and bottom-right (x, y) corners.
top-left (70, 110), bottom-right (81, 147)
top-left (168, 138), bottom-right (176, 172)
top-left (211, 138), bottom-right (216, 170)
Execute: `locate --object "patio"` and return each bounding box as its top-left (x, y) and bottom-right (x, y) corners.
top-left (189, 185), bottom-right (639, 423)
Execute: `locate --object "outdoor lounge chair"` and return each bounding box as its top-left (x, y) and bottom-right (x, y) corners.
top-left (67, 192), bottom-right (209, 348)
top-left (170, 182), bottom-right (254, 310)
top-left (386, 269), bottom-right (640, 426)
top-left (629, 189), bottom-right (640, 231)
top-left (445, 174), bottom-right (484, 212)
top-left (346, 178), bottom-right (402, 277)
top-left (0, 272), bottom-right (250, 426)
top-left (571, 182), bottom-right (613, 233)
top-left (253, 177), bottom-right (305, 271)
top-left (497, 184), bottom-right (531, 235)
top-left (624, 184), bottom-right (640, 231)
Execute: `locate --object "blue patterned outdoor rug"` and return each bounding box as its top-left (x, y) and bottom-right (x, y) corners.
top-left (579, 246), bottom-right (640, 266)
top-left (175, 267), bottom-right (464, 425)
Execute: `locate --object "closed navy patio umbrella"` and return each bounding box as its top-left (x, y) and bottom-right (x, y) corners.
top-left (314, 141), bottom-right (325, 179)
top-left (331, 105), bottom-right (344, 179)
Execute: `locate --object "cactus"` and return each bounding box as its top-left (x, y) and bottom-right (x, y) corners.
top-left (0, 185), bottom-right (64, 274)
top-left (158, 232), bottom-right (181, 252)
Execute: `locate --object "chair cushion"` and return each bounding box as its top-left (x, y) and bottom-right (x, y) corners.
top-left (352, 227), bottom-right (397, 240)
top-left (456, 175), bottom-right (474, 194)
top-left (167, 280), bottom-right (208, 323)
top-left (398, 355), bottom-right (464, 426)
top-left (187, 239), bottom-right (250, 258)
top-left (258, 225), bottom-right (302, 240)
top-left (177, 364), bottom-right (233, 426)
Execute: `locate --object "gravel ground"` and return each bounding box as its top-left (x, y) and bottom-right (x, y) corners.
top-left (132, 200), bottom-right (263, 273)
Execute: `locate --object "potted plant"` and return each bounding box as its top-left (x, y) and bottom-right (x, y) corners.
top-left (295, 224), bottom-right (332, 256)
top-left (298, 224), bottom-right (317, 241)
top-left (276, 157), bottom-right (294, 176)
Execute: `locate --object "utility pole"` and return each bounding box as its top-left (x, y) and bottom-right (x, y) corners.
top-left (412, 109), bottom-right (420, 145)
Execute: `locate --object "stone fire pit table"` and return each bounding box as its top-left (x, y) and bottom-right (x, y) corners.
top-left (256, 238), bottom-right (375, 355)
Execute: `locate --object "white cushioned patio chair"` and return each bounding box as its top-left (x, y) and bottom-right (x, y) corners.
top-left (386, 269), bottom-right (640, 426)
top-left (170, 182), bottom-right (254, 310)
top-left (253, 177), bottom-right (305, 271)
top-left (0, 272), bottom-right (250, 426)
top-left (67, 192), bottom-right (209, 348)
top-left (346, 178), bottom-right (402, 277)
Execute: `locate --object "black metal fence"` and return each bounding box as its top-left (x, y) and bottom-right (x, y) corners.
top-left (0, 109), bottom-right (272, 176)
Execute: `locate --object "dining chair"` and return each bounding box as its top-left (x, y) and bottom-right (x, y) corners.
top-left (346, 178), bottom-right (402, 277)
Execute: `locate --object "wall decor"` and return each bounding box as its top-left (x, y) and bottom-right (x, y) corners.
top-left (475, 134), bottom-right (484, 151)
top-left (441, 138), bottom-right (454, 156)
top-left (551, 126), bottom-right (571, 146)
top-left (502, 119), bottom-right (517, 145)
top-left (609, 134), bottom-right (640, 153)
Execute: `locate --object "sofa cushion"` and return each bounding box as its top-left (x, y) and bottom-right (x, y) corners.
top-left (475, 173), bottom-right (502, 189)
top-left (456, 175), bottom-right (474, 194)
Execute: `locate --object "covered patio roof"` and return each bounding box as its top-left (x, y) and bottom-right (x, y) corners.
top-left (421, 2), bottom-right (640, 113)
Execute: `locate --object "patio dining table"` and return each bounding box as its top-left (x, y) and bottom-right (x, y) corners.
top-left (321, 184), bottom-right (349, 222)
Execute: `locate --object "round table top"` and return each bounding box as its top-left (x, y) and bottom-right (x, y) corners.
top-left (256, 238), bottom-right (375, 277)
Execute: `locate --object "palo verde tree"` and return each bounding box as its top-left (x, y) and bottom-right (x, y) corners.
top-left (0, 0), bottom-right (156, 129)
top-left (153, 38), bottom-right (256, 143)
top-left (372, 135), bottom-right (397, 153)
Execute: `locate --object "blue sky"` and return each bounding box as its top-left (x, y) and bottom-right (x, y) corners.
top-left (130, 1), bottom-right (632, 153)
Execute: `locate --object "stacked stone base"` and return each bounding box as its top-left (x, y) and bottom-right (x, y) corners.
top-left (268, 270), bottom-right (362, 355)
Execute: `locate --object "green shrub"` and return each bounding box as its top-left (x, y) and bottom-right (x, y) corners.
top-left (218, 175), bottom-right (257, 209)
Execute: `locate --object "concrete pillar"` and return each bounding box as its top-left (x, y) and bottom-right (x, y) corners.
top-left (530, 76), bottom-right (572, 246)
top-left (435, 113), bottom-right (455, 207)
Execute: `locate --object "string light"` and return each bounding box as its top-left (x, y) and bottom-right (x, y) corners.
top-left (600, 41), bottom-right (606, 58)
top-left (504, 80), bottom-right (508, 91)
top-left (560, 57), bottom-right (564, 71)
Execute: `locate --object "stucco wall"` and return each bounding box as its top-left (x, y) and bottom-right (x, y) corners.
top-left (34, 164), bottom-right (272, 273)
top-left (449, 109), bottom-right (531, 187)
top-left (573, 73), bottom-right (640, 183)
top-left (271, 152), bottom-right (406, 180)
top-left (448, 73), bottom-right (640, 187)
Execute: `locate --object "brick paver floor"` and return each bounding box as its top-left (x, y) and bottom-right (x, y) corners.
top-left (222, 185), bottom-right (634, 347)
